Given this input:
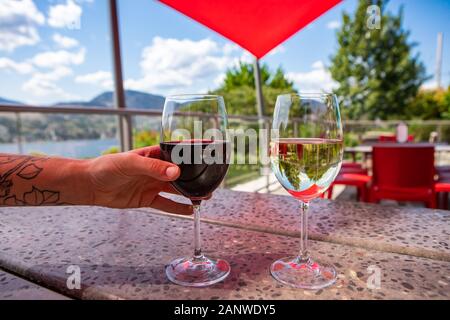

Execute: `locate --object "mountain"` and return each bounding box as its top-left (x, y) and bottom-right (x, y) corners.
top-left (54, 90), bottom-right (165, 110)
top-left (0, 97), bottom-right (23, 105)
top-left (0, 90), bottom-right (165, 109)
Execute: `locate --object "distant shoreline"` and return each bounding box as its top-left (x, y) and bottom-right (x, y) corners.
top-left (0, 138), bottom-right (119, 159)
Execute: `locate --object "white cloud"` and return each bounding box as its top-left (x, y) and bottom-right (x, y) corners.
top-left (52, 33), bottom-right (79, 48)
top-left (0, 47), bottom-right (84, 76)
top-left (22, 66), bottom-right (73, 98)
top-left (125, 37), bottom-right (237, 93)
top-left (421, 80), bottom-right (438, 90)
top-left (223, 43), bottom-right (240, 55)
top-left (327, 20), bottom-right (341, 30)
top-left (213, 73), bottom-right (226, 87)
top-left (20, 46), bottom-right (86, 101)
top-left (311, 60), bottom-right (324, 69)
top-left (0, 57), bottom-right (34, 74)
top-left (31, 47), bottom-right (86, 68)
top-left (268, 45), bottom-right (286, 56)
top-left (48, 0), bottom-right (82, 29)
top-left (238, 50), bottom-right (254, 64)
top-left (287, 60), bottom-right (338, 92)
top-left (0, 0), bottom-right (45, 51)
top-left (75, 70), bottom-right (113, 89)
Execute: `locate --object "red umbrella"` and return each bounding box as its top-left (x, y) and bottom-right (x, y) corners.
top-left (159, 0), bottom-right (342, 59)
top-left (158, 0), bottom-right (342, 117)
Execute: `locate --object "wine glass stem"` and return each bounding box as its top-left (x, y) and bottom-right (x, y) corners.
top-left (193, 202), bottom-right (203, 260)
top-left (298, 201), bottom-right (310, 262)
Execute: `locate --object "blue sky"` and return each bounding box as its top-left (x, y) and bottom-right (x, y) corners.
top-left (0, 0), bottom-right (449, 105)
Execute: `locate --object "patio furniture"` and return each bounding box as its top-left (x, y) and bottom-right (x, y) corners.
top-left (378, 134), bottom-right (414, 142)
top-left (340, 161), bottom-right (367, 174)
top-left (345, 144), bottom-right (450, 155)
top-left (324, 162), bottom-right (370, 200)
top-left (370, 145), bottom-right (436, 208)
top-left (0, 189), bottom-right (449, 299)
top-left (435, 182), bottom-right (450, 209)
top-left (326, 172), bottom-right (371, 201)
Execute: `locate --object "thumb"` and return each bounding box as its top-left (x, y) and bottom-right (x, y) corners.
top-left (126, 154), bottom-right (180, 181)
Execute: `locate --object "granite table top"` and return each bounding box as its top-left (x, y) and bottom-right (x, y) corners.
top-left (0, 189), bottom-right (449, 300)
top-left (0, 270), bottom-right (69, 300)
top-left (185, 189), bottom-right (450, 262)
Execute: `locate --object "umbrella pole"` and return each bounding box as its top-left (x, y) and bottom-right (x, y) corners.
top-left (253, 58), bottom-right (270, 192)
top-left (253, 58), bottom-right (265, 123)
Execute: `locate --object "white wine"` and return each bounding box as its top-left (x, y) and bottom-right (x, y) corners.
top-left (270, 138), bottom-right (343, 201)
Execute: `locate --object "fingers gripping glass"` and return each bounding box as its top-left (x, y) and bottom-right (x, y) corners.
top-left (160, 94), bottom-right (230, 287)
top-left (270, 93), bottom-right (343, 289)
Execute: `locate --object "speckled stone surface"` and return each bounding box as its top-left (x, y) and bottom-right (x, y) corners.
top-left (0, 270), bottom-right (69, 299)
top-left (0, 206), bottom-right (449, 300)
top-left (171, 189), bottom-right (450, 262)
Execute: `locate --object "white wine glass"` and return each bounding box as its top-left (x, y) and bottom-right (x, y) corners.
top-left (270, 93), bottom-right (343, 289)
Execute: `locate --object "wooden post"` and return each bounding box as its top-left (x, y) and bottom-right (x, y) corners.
top-left (109, 0), bottom-right (132, 151)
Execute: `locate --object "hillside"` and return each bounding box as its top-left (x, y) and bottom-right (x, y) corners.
top-left (53, 90), bottom-right (165, 110)
top-left (0, 90), bottom-right (165, 109)
top-left (0, 97), bottom-right (22, 105)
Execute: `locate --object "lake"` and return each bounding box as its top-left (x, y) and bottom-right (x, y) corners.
top-left (0, 138), bottom-right (119, 158)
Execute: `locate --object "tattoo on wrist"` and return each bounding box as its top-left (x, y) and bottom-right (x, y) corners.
top-left (0, 155), bottom-right (67, 206)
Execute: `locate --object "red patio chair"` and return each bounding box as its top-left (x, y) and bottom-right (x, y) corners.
top-left (340, 162), bottom-right (367, 174)
top-left (326, 173), bottom-right (371, 201)
top-left (324, 162), bottom-right (370, 201)
top-left (378, 134), bottom-right (414, 142)
top-left (370, 145), bottom-right (436, 208)
top-left (378, 135), bottom-right (396, 142)
top-left (435, 181), bottom-right (450, 210)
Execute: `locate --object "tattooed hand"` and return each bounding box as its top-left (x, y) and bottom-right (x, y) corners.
top-left (86, 146), bottom-right (192, 213)
top-left (0, 155), bottom-right (57, 206)
top-left (0, 147), bottom-right (193, 215)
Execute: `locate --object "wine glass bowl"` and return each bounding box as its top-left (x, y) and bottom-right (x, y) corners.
top-left (270, 93), bottom-right (343, 289)
top-left (161, 94), bottom-right (231, 287)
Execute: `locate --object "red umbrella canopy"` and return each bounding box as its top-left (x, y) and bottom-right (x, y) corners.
top-left (159, 0), bottom-right (342, 59)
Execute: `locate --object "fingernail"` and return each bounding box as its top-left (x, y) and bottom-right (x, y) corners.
top-left (165, 166), bottom-right (179, 179)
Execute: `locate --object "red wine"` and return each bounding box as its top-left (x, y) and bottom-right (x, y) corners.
top-left (160, 140), bottom-right (229, 200)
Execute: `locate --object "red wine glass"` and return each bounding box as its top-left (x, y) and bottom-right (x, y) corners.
top-left (161, 94), bottom-right (230, 287)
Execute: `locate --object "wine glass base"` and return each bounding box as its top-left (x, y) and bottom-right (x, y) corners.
top-left (270, 256), bottom-right (337, 290)
top-left (166, 255), bottom-right (230, 287)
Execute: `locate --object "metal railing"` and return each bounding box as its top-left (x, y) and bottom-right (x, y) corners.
top-left (2, 103), bottom-right (449, 149)
top-left (0, 103), bottom-right (275, 192)
top-left (0, 103), bottom-right (273, 120)
top-left (1, 103), bottom-right (450, 193)
top-left (0, 102), bottom-right (275, 156)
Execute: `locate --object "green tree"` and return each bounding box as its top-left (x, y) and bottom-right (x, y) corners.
top-left (440, 87), bottom-right (450, 120)
top-left (222, 62), bottom-right (270, 90)
top-left (407, 86), bottom-right (450, 120)
top-left (270, 67), bottom-right (295, 90)
top-left (329, 0), bottom-right (427, 120)
top-left (212, 62), bottom-right (295, 115)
